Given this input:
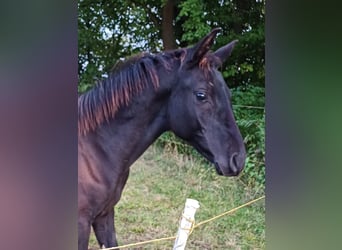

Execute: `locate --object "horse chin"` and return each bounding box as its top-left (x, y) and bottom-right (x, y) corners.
top-left (193, 144), bottom-right (241, 177)
top-left (193, 146), bottom-right (227, 176)
top-left (214, 162), bottom-right (224, 176)
top-left (189, 140), bottom-right (213, 161)
top-left (214, 161), bottom-right (241, 177)
top-left (190, 141), bottom-right (238, 176)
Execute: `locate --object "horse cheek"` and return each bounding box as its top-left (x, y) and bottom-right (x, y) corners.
top-left (169, 103), bottom-right (194, 139)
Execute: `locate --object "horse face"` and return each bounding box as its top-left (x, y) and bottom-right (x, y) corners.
top-left (168, 29), bottom-right (246, 176)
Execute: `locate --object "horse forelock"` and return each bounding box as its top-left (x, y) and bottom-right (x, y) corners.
top-left (199, 53), bottom-right (222, 81)
top-left (78, 51), bottom-right (177, 136)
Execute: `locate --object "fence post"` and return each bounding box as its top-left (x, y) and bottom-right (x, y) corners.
top-left (173, 198), bottom-right (200, 250)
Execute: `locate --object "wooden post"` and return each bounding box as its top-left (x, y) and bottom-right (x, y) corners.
top-left (173, 199), bottom-right (200, 250)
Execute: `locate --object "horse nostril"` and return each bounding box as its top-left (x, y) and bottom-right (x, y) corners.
top-left (229, 152), bottom-right (239, 174)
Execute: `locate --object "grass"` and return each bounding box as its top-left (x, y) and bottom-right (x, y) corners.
top-left (88, 145), bottom-right (265, 250)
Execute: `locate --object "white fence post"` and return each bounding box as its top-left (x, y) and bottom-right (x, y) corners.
top-left (173, 198), bottom-right (200, 250)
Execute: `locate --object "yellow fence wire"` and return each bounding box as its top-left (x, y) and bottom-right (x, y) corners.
top-left (101, 195), bottom-right (265, 250)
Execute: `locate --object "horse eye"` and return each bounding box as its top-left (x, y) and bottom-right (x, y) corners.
top-left (195, 92), bottom-right (207, 101)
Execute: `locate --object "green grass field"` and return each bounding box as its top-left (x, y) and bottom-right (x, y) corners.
top-left (88, 145), bottom-right (265, 250)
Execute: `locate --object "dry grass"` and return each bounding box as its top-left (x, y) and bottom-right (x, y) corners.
top-left (88, 145), bottom-right (265, 250)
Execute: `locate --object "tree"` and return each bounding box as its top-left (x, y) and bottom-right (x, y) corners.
top-left (78, 0), bottom-right (265, 91)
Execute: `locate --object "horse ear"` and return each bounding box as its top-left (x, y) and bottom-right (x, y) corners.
top-left (213, 40), bottom-right (238, 64)
top-left (185, 28), bottom-right (221, 68)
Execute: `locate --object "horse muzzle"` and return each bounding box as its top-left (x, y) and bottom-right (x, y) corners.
top-left (214, 152), bottom-right (245, 176)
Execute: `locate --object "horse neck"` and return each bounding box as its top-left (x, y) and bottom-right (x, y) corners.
top-left (86, 72), bottom-right (174, 170)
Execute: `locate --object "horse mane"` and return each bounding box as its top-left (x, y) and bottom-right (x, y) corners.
top-left (78, 51), bottom-right (175, 136)
top-left (78, 49), bottom-right (219, 136)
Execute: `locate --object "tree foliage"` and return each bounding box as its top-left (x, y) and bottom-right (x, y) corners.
top-left (78, 0), bottom-right (265, 91)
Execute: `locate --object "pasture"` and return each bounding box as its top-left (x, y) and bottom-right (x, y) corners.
top-left (88, 145), bottom-right (265, 250)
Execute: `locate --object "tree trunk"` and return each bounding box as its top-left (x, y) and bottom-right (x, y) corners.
top-left (161, 0), bottom-right (177, 50)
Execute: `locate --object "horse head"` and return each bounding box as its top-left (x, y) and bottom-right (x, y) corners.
top-left (167, 28), bottom-right (246, 176)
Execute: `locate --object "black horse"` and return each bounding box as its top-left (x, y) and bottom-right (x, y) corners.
top-left (78, 28), bottom-right (246, 250)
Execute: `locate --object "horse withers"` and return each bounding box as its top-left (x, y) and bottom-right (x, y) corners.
top-left (78, 28), bottom-right (246, 249)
